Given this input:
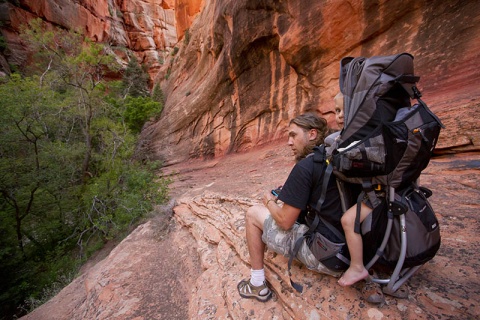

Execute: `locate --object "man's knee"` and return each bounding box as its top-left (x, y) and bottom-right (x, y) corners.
top-left (246, 204), bottom-right (262, 222)
top-left (246, 204), bottom-right (268, 228)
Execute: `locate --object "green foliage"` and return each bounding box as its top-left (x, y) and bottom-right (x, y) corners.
top-left (122, 55), bottom-right (150, 97)
top-left (151, 83), bottom-right (165, 104)
top-left (0, 73), bottom-right (84, 316)
top-left (165, 64), bottom-right (172, 80)
top-left (78, 160), bottom-right (169, 241)
top-left (124, 96), bottom-right (162, 133)
top-left (0, 19), bottom-right (170, 319)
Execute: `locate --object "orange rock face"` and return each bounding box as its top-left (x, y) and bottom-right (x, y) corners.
top-left (142, 0), bottom-right (480, 165)
top-left (175, 0), bottom-right (204, 39)
top-left (0, 0), bottom-right (202, 79)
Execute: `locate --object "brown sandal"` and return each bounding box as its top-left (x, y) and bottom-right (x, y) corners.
top-left (237, 279), bottom-right (272, 302)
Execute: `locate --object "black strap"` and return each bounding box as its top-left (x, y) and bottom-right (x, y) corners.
top-left (320, 214), bottom-right (345, 242)
top-left (288, 150), bottom-right (335, 293)
top-left (355, 179), bottom-right (384, 234)
top-left (354, 191), bottom-right (364, 234)
top-left (314, 163), bottom-right (333, 213)
top-left (314, 163), bottom-right (345, 242)
top-left (287, 234), bottom-right (306, 293)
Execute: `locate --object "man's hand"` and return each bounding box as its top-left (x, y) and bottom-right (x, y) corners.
top-left (263, 191), bottom-right (301, 230)
top-left (263, 192), bottom-right (276, 207)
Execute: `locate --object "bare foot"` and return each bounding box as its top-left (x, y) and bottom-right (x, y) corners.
top-left (338, 267), bottom-right (369, 286)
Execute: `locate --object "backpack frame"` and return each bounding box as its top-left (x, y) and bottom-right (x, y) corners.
top-left (333, 52), bottom-right (444, 296)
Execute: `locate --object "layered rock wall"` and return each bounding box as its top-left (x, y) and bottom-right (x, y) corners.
top-left (0, 0), bottom-right (202, 78)
top-left (143, 0), bottom-right (480, 165)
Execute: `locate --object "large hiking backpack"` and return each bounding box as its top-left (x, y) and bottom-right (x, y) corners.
top-left (328, 53), bottom-right (444, 190)
top-left (289, 53), bottom-right (444, 294)
top-left (327, 53), bottom-right (444, 268)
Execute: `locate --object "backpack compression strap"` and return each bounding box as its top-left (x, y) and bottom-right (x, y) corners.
top-left (287, 145), bottom-right (342, 293)
top-left (354, 180), bottom-right (383, 234)
top-left (287, 160), bottom-right (331, 293)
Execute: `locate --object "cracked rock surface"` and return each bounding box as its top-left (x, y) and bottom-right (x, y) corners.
top-left (23, 143), bottom-right (479, 319)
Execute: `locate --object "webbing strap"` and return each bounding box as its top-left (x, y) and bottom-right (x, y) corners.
top-left (355, 179), bottom-right (383, 234)
top-left (362, 180), bottom-right (381, 208)
top-left (287, 234), bottom-right (306, 293)
top-left (288, 159), bottom-right (334, 293)
top-left (315, 163), bottom-right (333, 214)
top-left (354, 191), bottom-right (364, 234)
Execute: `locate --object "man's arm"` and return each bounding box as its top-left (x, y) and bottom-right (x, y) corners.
top-left (264, 192), bottom-right (301, 230)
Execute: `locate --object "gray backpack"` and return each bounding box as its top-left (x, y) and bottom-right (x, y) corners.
top-left (328, 53), bottom-right (444, 191)
top-left (289, 53), bottom-right (443, 294)
top-left (326, 53), bottom-right (443, 268)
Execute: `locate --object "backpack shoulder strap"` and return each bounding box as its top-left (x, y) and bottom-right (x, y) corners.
top-left (311, 145), bottom-right (344, 241)
top-left (287, 145), bottom-right (344, 293)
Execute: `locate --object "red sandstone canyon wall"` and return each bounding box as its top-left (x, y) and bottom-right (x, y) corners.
top-left (0, 0), bottom-right (202, 78)
top-left (143, 0), bottom-right (480, 165)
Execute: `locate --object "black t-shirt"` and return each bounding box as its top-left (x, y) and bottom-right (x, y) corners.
top-left (278, 153), bottom-right (344, 242)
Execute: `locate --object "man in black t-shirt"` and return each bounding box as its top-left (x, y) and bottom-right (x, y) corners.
top-left (237, 113), bottom-right (343, 302)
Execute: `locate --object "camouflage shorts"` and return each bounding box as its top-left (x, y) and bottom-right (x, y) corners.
top-left (261, 216), bottom-right (342, 277)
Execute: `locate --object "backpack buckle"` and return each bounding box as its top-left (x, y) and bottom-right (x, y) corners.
top-left (412, 85), bottom-right (422, 99)
top-left (389, 200), bottom-right (408, 216)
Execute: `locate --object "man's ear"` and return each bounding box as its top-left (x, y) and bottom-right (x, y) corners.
top-left (308, 129), bottom-right (318, 141)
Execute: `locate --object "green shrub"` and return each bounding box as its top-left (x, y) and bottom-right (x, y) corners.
top-left (0, 19), bottom-right (171, 319)
top-left (124, 96), bottom-right (162, 133)
top-left (152, 83), bottom-right (165, 104)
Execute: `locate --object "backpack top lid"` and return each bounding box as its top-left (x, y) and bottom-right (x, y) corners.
top-left (338, 53), bottom-right (417, 143)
